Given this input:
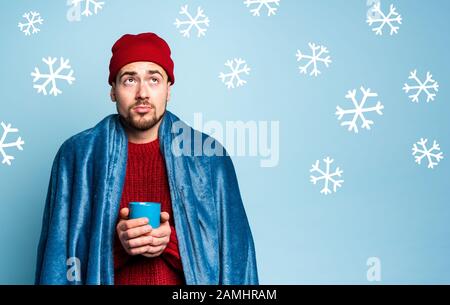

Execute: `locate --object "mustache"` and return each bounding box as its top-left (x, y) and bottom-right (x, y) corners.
top-left (128, 101), bottom-right (154, 111)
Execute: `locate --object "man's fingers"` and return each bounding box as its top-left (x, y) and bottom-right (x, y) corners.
top-left (126, 235), bottom-right (153, 249)
top-left (146, 245), bottom-right (165, 255)
top-left (129, 245), bottom-right (150, 256)
top-left (121, 224), bottom-right (152, 240)
top-left (148, 236), bottom-right (169, 247)
top-left (160, 212), bottom-right (170, 223)
top-left (116, 219), bottom-right (127, 233)
top-left (119, 217), bottom-right (149, 231)
top-left (119, 208), bottom-right (129, 220)
top-left (150, 223), bottom-right (171, 238)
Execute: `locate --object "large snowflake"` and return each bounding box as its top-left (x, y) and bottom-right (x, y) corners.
top-left (31, 57), bottom-right (76, 96)
top-left (219, 58), bottom-right (251, 89)
top-left (70, 0), bottom-right (105, 17)
top-left (174, 5), bottom-right (210, 38)
top-left (296, 43), bottom-right (332, 77)
top-left (412, 138), bottom-right (444, 169)
top-left (336, 87), bottom-right (384, 134)
top-left (18, 11), bottom-right (44, 36)
top-left (310, 157), bottom-right (344, 195)
top-left (244, 0), bottom-right (280, 17)
top-left (366, 2), bottom-right (402, 36)
top-left (403, 70), bottom-right (439, 103)
top-left (0, 122), bottom-right (25, 166)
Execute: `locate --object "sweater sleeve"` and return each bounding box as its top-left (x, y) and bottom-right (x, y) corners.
top-left (161, 225), bottom-right (183, 272)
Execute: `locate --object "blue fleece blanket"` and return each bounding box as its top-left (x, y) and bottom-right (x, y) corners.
top-left (35, 111), bottom-right (258, 285)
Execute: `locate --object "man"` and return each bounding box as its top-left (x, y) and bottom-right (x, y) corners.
top-left (35, 32), bottom-right (258, 285)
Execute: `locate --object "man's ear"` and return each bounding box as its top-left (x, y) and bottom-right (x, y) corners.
top-left (110, 83), bottom-right (116, 102)
top-left (166, 82), bottom-right (172, 103)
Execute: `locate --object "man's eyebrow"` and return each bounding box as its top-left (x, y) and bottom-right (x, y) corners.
top-left (147, 70), bottom-right (165, 79)
top-left (119, 70), bottom-right (165, 80)
top-left (119, 71), bottom-right (137, 79)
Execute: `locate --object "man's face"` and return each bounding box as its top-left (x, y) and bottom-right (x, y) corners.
top-left (110, 61), bottom-right (171, 131)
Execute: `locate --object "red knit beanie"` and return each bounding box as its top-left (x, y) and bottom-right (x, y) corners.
top-left (108, 32), bottom-right (175, 85)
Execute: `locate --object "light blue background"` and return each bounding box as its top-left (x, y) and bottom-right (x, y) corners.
top-left (0, 0), bottom-right (449, 284)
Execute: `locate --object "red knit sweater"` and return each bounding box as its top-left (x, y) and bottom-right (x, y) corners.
top-left (113, 138), bottom-right (185, 285)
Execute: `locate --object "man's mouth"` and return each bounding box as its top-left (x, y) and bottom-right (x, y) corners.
top-left (133, 105), bottom-right (152, 114)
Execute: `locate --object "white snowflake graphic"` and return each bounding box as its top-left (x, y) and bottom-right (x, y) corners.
top-left (366, 2), bottom-right (402, 36)
top-left (219, 58), bottom-right (251, 89)
top-left (31, 57), bottom-right (76, 96)
top-left (244, 0), bottom-right (280, 17)
top-left (412, 138), bottom-right (444, 169)
top-left (70, 0), bottom-right (105, 17)
top-left (174, 5), bottom-right (210, 38)
top-left (336, 87), bottom-right (384, 133)
top-left (296, 43), bottom-right (332, 77)
top-left (310, 157), bottom-right (344, 195)
top-left (18, 11), bottom-right (44, 36)
top-left (0, 122), bottom-right (25, 166)
top-left (403, 70), bottom-right (439, 103)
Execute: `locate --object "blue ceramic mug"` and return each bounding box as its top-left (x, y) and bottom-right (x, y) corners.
top-left (129, 202), bottom-right (161, 229)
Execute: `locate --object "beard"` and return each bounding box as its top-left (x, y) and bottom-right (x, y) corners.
top-left (119, 101), bottom-right (166, 132)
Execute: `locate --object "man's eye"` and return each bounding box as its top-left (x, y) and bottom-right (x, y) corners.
top-left (124, 78), bottom-right (135, 84)
top-left (151, 78), bottom-right (159, 83)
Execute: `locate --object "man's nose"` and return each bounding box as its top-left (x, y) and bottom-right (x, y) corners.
top-left (136, 82), bottom-right (150, 100)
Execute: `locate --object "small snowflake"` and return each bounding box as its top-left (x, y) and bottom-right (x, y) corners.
top-left (366, 2), bottom-right (402, 36)
top-left (244, 0), bottom-right (280, 17)
top-left (0, 122), bottom-right (25, 166)
top-left (31, 57), bottom-right (76, 96)
top-left (412, 138), bottom-right (444, 169)
top-left (174, 5), bottom-right (210, 38)
top-left (403, 70), bottom-right (439, 103)
top-left (18, 11), bottom-right (44, 36)
top-left (70, 0), bottom-right (104, 17)
top-left (296, 43), bottom-right (332, 77)
top-left (219, 58), bottom-right (251, 89)
top-left (310, 157), bottom-right (344, 195)
top-left (336, 87), bottom-right (384, 134)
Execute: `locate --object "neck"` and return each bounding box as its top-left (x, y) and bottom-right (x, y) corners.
top-left (121, 117), bottom-right (163, 144)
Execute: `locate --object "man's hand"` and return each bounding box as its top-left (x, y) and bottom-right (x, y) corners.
top-left (116, 207), bottom-right (153, 256)
top-left (141, 211), bottom-right (171, 258)
top-left (116, 208), bottom-right (171, 258)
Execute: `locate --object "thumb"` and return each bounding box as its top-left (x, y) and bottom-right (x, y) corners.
top-left (160, 211), bottom-right (170, 223)
top-left (119, 208), bottom-right (129, 220)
